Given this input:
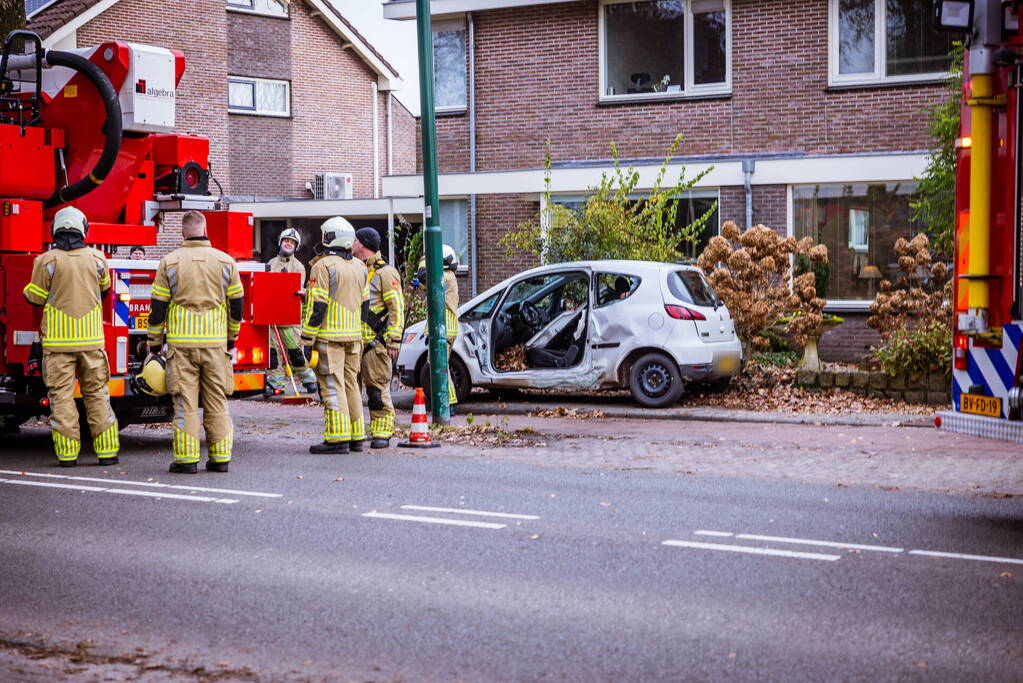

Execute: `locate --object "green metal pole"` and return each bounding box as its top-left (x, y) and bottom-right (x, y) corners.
top-left (415, 0), bottom-right (450, 424)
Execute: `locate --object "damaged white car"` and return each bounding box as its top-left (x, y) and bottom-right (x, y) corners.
top-left (397, 260), bottom-right (742, 408)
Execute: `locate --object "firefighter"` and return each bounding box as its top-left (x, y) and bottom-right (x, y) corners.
top-left (147, 211), bottom-right (244, 474)
top-left (265, 227), bottom-right (317, 395)
top-left (352, 227), bottom-right (404, 449)
top-left (300, 216), bottom-right (368, 454)
top-left (22, 206), bottom-right (120, 466)
top-left (412, 244), bottom-right (460, 409)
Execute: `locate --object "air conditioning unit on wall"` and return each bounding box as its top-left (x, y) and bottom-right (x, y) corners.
top-left (314, 173), bottom-right (354, 200)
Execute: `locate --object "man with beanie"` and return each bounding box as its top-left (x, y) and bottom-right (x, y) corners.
top-left (352, 227), bottom-right (405, 449)
top-left (265, 227), bottom-right (317, 395)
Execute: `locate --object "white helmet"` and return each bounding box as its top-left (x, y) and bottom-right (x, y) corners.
top-left (278, 227), bottom-right (302, 248)
top-left (51, 206), bottom-right (88, 238)
top-left (442, 244), bottom-right (459, 271)
top-left (320, 216), bottom-right (355, 249)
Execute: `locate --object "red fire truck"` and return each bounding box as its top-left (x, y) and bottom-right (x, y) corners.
top-left (935, 0), bottom-right (1023, 441)
top-left (0, 31), bottom-right (300, 431)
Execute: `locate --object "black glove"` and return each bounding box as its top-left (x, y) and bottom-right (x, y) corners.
top-left (148, 345), bottom-right (162, 356)
top-left (227, 340), bottom-right (235, 351)
top-left (287, 347), bottom-right (306, 368)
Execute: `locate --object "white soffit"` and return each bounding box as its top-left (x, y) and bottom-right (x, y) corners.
top-left (383, 0), bottom-right (580, 20)
top-left (42, 0), bottom-right (120, 49)
top-left (230, 197), bottom-right (424, 219)
top-left (381, 154), bottom-right (930, 197)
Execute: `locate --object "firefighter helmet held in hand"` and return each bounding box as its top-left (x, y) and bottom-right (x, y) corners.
top-left (320, 216), bottom-right (356, 249)
top-left (442, 244), bottom-right (459, 271)
top-left (278, 227), bottom-right (302, 249)
top-left (51, 206), bottom-right (89, 238)
top-left (135, 354), bottom-right (168, 396)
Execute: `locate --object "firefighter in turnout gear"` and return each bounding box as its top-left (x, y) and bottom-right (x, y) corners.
top-left (265, 227), bottom-right (317, 395)
top-left (412, 244), bottom-right (460, 408)
top-left (301, 216), bottom-right (369, 454)
top-left (147, 211), bottom-right (244, 474)
top-left (352, 227), bottom-right (404, 449)
top-left (23, 207), bottom-right (120, 466)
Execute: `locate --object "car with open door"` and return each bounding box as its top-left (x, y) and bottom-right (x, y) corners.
top-left (396, 260), bottom-right (741, 408)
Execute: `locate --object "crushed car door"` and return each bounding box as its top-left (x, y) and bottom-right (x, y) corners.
top-left (459, 290), bottom-right (502, 381)
top-left (589, 272), bottom-right (655, 384)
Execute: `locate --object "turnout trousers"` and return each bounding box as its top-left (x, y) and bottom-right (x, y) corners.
top-left (315, 340), bottom-right (363, 442)
top-left (43, 349), bottom-right (119, 461)
top-left (166, 346), bottom-right (234, 464)
top-left (360, 343), bottom-right (394, 439)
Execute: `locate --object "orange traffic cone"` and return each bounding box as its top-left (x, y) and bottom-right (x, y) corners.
top-left (398, 387), bottom-right (441, 449)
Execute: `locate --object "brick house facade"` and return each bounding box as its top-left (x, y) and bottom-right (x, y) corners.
top-left (28, 0), bottom-right (418, 263)
top-left (382, 0), bottom-right (953, 362)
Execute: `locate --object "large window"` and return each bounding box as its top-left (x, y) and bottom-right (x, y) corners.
top-left (792, 182), bottom-right (920, 301)
top-left (440, 198), bottom-right (469, 269)
top-left (600, 0), bottom-right (730, 100)
top-left (830, 0), bottom-right (954, 84)
top-left (553, 190), bottom-right (719, 260)
top-left (228, 77), bottom-right (290, 117)
top-left (433, 19), bottom-right (467, 111)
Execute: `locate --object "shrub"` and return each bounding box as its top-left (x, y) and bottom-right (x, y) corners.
top-left (500, 135), bottom-right (716, 263)
top-left (874, 317), bottom-right (952, 378)
top-left (697, 221), bottom-right (829, 349)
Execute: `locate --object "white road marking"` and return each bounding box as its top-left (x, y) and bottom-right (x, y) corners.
top-left (399, 505), bottom-right (540, 520)
top-left (362, 511), bottom-right (507, 529)
top-left (694, 530), bottom-right (734, 538)
top-left (908, 549), bottom-right (1023, 566)
top-left (734, 533), bottom-right (904, 554)
top-left (0, 478), bottom-right (238, 504)
top-left (662, 539), bottom-right (842, 561)
top-left (0, 470), bottom-right (282, 498)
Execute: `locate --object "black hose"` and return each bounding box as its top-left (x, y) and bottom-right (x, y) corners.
top-left (43, 50), bottom-right (123, 208)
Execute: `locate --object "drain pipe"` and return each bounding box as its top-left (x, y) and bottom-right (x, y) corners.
top-left (742, 158), bottom-right (755, 228)
top-left (468, 11), bottom-right (478, 296)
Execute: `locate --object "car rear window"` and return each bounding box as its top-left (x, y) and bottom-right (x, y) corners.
top-left (668, 270), bottom-right (718, 307)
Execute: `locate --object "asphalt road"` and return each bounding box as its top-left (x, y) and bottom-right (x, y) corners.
top-left (1, 423), bottom-right (1022, 682)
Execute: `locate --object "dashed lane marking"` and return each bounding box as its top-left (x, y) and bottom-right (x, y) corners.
top-left (694, 530), bottom-right (734, 538)
top-left (0, 478), bottom-right (239, 504)
top-left (908, 549), bottom-right (1023, 566)
top-left (399, 505), bottom-right (540, 520)
top-left (662, 539), bottom-right (841, 562)
top-left (733, 533), bottom-right (904, 554)
top-left (0, 470), bottom-right (283, 499)
top-left (361, 511), bottom-right (507, 529)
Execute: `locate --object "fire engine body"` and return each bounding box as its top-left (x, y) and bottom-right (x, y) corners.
top-left (938, 0), bottom-right (1023, 441)
top-left (0, 32), bottom-right (299, 429)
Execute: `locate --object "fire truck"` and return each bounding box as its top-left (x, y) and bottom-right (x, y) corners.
top-left (0, 31), bottom-right (300, 431)
top-left (935, 0), bottom-right (1023, 441)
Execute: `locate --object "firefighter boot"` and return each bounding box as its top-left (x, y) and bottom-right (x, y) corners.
top-left (205, 460), bottom-right (229, 473)
top-left (350, 438), bottom-right (365, 452)
top-left (370, 437), bottom-right (390, 449)
top-left (97, 457), bottom-right (120, 466)
top-left (169, 461), bottom-right (198, 474)
top-left (310, 440), bottom-right (350, 454)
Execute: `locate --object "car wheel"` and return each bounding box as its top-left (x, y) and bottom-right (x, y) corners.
top-left (418, 354), bottom-right (472, 405)
top-left (628, 352), bottom-right (684, 408)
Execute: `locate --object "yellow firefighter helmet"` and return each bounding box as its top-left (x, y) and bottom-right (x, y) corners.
top-left (135, 354), bottom-right (168, 396)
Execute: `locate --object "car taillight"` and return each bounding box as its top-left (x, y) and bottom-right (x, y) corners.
top-left (236, 348), bottom-right (247, 364)
top-left (665, 304), bottom-right (706, 321)
top-left (954, 333), bottom-right (968, 371)
top-left (251, 347), bottom-right (264, 364)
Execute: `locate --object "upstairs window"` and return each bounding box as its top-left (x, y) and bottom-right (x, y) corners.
top-left (600, 0), bottom-right (730, 100)
top-left (830, 0), bottom-right (954, 85)
top-left (226, 0), bottom-right (288, 18)
top-left (228, 77), bottom-right (290, 117)
top-left (433, 19), bottom-right (467, 111)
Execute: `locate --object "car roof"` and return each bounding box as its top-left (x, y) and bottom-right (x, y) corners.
top-left (458, 259), bottom-right (702, 312)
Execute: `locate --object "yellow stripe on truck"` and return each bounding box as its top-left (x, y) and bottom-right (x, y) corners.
top-left (233, 372), bottom-right (264, 393)
top-left (73, 379), bottom-right (126, 398)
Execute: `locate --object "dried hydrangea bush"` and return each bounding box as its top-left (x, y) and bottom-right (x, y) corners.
top-left (867, 233), bottom-right (952, 377)
top-left (697, 221), bottom-right (829, 349)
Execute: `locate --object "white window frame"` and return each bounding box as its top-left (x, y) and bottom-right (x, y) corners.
top-left (226, 0), bottom-right (289, 19)
top-left (439, 196), bottom-right (471, 273)
top-left (787, 180), bottom-right (918, 312)
top-left (228, 76), bottom-right (291, 117)
top-left (433, 18), bottom-right (468, 114)
top-left (828, 0), bottom-right (951, 87)
top-left (598, 0), bottom-right (732, 104)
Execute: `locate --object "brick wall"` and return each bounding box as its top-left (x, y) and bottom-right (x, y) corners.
top-left (433, 0), bottom-right (945, 173)
top-left (390, 96), bottom-right (419, 176)
top-left (818, 313), bottom-right (881, 362)
top-left (475, 194), bottom-right (541, 291)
